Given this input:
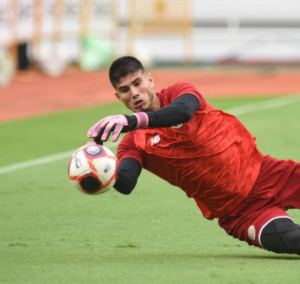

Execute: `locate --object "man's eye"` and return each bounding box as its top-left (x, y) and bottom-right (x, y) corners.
top-left (135, 81), bottom-right (140, 86)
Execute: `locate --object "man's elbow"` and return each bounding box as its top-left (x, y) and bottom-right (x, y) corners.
top-left (113, 172), bottom-right (137, 195)
top-left (114, 185), bottom-right (135, 195)
top-left (180, 108), bottom-right (194, 122)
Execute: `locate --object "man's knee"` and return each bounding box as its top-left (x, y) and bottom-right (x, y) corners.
top-left (260, 218), bottom-right (300, 254)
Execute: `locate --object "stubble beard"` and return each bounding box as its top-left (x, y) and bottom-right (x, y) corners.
top-left (141, 90), bottom-right (156, 112)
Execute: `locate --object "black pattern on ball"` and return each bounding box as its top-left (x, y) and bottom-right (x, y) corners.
top-left (80, 175), bottom-right (102, 193)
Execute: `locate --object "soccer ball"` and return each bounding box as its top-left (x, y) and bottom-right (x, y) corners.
top-left (68, 144), bottom-right (117, 195)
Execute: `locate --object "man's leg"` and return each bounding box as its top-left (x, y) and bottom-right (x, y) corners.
top-left (260, 217), bottom-right (300, 254)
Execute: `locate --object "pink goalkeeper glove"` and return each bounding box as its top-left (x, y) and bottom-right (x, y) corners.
top-left (87, 112), bottom-right (149, 142)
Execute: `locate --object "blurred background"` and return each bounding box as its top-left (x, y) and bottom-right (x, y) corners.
top-left (1, 0), bottom-right (300, 122)
top-left (1, 0), bottom-right (300, 81)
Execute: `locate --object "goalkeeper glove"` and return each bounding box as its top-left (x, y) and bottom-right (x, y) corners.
top-left (87, 112), bottom-right (149, 142)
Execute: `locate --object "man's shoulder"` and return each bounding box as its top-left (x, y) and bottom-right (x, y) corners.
top-left (157, 82), bottom-right (199, 103)
top-left (158, 82), bottom-right (196, 94)
top-left (157, 82), bottom-right (207, 109)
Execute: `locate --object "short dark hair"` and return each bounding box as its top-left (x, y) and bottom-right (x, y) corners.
top-left (109, 56), bottom-right (145, 89)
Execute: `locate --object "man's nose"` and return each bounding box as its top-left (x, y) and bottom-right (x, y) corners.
top-left (131, 87), bottom-right (139, 97)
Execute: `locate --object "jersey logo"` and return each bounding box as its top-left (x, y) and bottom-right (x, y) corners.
top-left (151, 135), bottom-right (160, 146)
top-left (172, 123), bottom-right (183, 129)
top-left (248, 225), bottom-right (256, 240)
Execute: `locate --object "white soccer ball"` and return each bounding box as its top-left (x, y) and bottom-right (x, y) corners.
top-left (68, 144), bottom-right (117, 195)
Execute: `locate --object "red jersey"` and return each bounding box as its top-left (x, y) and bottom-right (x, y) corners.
top-left (117, 82), bottom-right (264, 219)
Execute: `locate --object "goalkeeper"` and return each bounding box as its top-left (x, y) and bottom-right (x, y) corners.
top-left (87, 56), bottom-right (300, 255)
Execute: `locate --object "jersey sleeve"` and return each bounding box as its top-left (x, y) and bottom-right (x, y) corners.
top-left (162, 82), bottom-right (207, 111)
top-left (117, 132), bottom-right (144, 167)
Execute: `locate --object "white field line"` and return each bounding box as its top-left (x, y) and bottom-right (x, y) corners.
top-left (0, 94), bottom-right (300, 175)
top-left (0, 141), bottom-right (117, 175)
top-left (225, 95), bottom-right (300, 116)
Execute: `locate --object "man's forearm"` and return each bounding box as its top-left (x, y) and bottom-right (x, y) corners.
top-left (147, 94), bottom-right (199, 127)
top-left (126, 94), bottom-right (200, 128)
top-left (113, 158), bottom-right (142, 194)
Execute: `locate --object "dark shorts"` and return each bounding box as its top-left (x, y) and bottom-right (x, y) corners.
top-left (218, 155), bottom-right (300, 248)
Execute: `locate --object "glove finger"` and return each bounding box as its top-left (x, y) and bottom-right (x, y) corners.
top-left (93, 124), bottom-right (107, 143)
top-left (91, 120), bottom-right (109, 137)
top-left (101, 121), bottom-right (116, 141)
top-left (88, 118), bottom-right (110, 137)
top-left (111, 124), bottom-right (123, 142)
top-left (87, 121), bottom-right (102, 137)
top-left (87, 125), bottom-right (96, 137)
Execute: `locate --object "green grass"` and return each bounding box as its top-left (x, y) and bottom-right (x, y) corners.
top-left (1, 97), bottom-right (300, 284)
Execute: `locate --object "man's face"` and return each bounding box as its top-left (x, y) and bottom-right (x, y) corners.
top-left (114, 70), bottom-right (160, 112)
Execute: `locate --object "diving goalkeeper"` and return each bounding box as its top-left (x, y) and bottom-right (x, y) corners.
top-left (87, 56), bottom-right (300, 255)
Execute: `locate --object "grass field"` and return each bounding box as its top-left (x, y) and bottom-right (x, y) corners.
top-left (1, 96), bottom-right (300, 284)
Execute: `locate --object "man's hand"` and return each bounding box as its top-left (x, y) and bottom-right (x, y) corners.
top-left (87, 115), bottom-right (129, 142)
top-left (87, 112), bottom-right (149, 143)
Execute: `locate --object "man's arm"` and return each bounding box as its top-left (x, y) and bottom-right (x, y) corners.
top-left (113, 158), bottom-right (142, 195)
top-left (88, 94), bottom-right (200, 142)
top-left (142, 94), bottom-right (199, 127)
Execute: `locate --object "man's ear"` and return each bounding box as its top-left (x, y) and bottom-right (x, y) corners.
top-left (114, 92), bottom-right (121, 101)
top-left (147, 73), bottom-right (154, 88)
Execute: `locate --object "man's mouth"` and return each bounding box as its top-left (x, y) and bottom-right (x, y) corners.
top-left (134, 100), bottom-right (144, 107)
